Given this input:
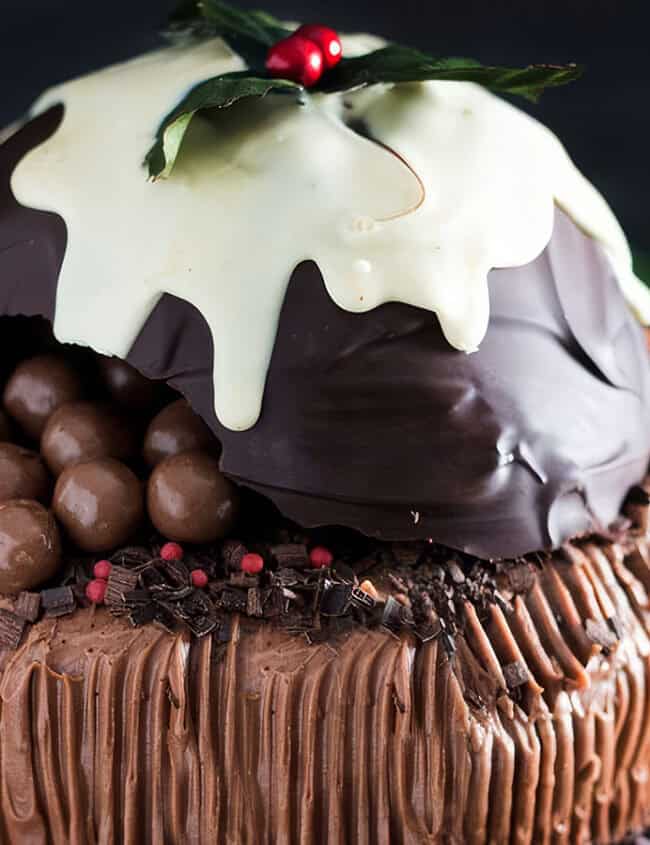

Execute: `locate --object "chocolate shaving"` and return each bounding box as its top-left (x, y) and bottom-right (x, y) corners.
top-left (270, 543), bottom-right (309, 568)
top-left (41, 586), bottom-right (75, 618)
top-left (153, 602), bottom-right (177, 633)
top-left (105, 566), bottom-right (139, 612)
top-left (320, 581), bottom-right (352, 617)
top-left (214, 587), bottom-right (248, 615)
top-left (0, 609), bottom-right (26, 649)
top-left (608, 615), bottom-right (625, 640)
top-left (503, 660), bottom-right (530, 689)
top-left (13, 591), bottom-right (41, 622)
top-left (585, 618), bottom-right (618, 650)
top-left (221, 540), bottom-right (247, 571)
top-left (129, 603), bottom-right (157, 626)
top-left (350, 586), bottom-right (376, 611)
top-left (247, 588), bottom-right (264, 617)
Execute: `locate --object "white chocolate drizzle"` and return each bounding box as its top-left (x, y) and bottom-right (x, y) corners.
top-left (11, 36), bottom-right (650, 430)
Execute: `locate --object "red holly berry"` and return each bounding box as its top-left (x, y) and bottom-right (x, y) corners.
top-left (241, 552), bottom-right (264, 575)
top-left (266, 35), bottom-right (324, 87)
top-left (93, 559), bottom-right (112, 580)
top-left (191, 569), bottom-right (209, 589)
top-left (86, 578), bottom-right (107, 604)
top-left (309, 546), bottom-right (333, 568)
top-left (296, 25), bottom-right (342, 69)
top-left (160, 542), bottom-right (184, 561)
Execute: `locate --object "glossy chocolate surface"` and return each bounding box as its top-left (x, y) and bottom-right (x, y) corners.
top-left (0, 410), bottom-right (11, 441)
top-left (53, 458), bottom-right (143, 552)
top-left (41, 400), bottom-right (137, 476)
top-left (143, 399), bottom-right (218, 468)
top-left (147, 450), bottom-right (238, 543)
top-left (98, 355), bottom-right (164, 413)
top-left (0, 443), bottom-right (51, 503)
top-left (2, 108), bottom-right (650, 558)
top-left (0, 499), bottom-right (61, 593)
top-left (2, 352), bottom-right (83, 440)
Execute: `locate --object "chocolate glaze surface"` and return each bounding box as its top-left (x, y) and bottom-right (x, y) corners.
top-left (0, 499), bottom-right (60, 593)
top-left (147, 449), bottom-right (238, 543)
top-left (0, 442), bottom-right (51, 503)
top-left (2, 352), bottom-right (83, 440)
top-left (1, 532), bottom-right (650, 843)
top-left (41, 399), bottom-right (136, 476)
top-left (53, 457), bottom-right (143, 552)
top-left (2, 109), bottom-right (650, 558)
top-left (143, 398), bottom-right (218, 468)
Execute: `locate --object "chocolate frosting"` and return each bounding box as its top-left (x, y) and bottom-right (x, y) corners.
top-left (1, 533), bottom-right (650, 842)
top-left (2, 108), bottom-right (650, 558)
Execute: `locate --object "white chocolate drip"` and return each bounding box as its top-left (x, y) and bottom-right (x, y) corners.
top-left (11, 37), bottom-right (650, 430)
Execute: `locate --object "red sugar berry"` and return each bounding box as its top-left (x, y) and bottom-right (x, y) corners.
top-left (241, 552), bottom-right (264, 575)
top-left (266, 35), bottom-right (324, 87)
top-left (309, 546), bottom-right (333, 568)
top-left (160, 542), bottom-right (184, 561)
top-left (296, 24), bottom-right (342, 69)
top-left (93, 559), bottom-right (112, 580)
top-left (191, 569), bottom-right (209, 589)
top-left (86, 578), bottom-right (107, 604)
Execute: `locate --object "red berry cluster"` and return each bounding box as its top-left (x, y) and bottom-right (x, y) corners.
top-left (85, 559), bottom-right (113, 604)
top-left (266, 24), bottom-right (342, 88)
top-left (85, 542), bottom-right (211, 604)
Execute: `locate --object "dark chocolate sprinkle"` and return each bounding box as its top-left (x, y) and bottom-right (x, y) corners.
top-left (105, 566), bottom-right (139, 612)
top-left (0, 609), bottom-right (26, 649)
top-left (320, 581), bottom-right (352, 616)
top-left (270, 543), bottom-right (309, 568)
top-left (503, 660), bottom-right (530, 689)
top-left (13, 591), bottom-right (41, 622)
top-left (41, 586), bottom-right (75, 618)
top-left (221, 540), bottom-right (247, 571)
top-left (585, 618), bottom-right (618, 649)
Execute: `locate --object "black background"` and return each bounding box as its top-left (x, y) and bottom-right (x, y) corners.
top-left (1, 1), bottom-right (648, 251)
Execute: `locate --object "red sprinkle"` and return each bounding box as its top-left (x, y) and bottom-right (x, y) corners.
top-left (296, 24), bottom-right (342, 69)
top-left (266, 35), bottom-right (324, 87)
top-left (93, 559), bottom-right (112, 580)
top-left (191, 569), bottom-right (209, 589)
top-left (241, 552), bottom-right (264, 575)
top-left (85, 578), bottom-right (107, 605)
top-left (309, 546), bottom-right (333, 568)
top-left (160, 542), bottom-right (184, 561)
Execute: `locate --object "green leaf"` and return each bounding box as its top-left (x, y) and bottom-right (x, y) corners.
top-left (167, 0), bottom-right (293, 65)
top-left (145, 71), bottom-right (303, 179)
top-left (200, 0), bottom-right (290, 45)
top-left (318, 45), bottom-right (583, 101)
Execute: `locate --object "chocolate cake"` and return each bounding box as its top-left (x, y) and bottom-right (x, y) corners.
top-left (1, 3), bottom-right (650, 842)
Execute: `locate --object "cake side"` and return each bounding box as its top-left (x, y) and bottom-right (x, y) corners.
top-left (2, 526), bottom-right (650, 844)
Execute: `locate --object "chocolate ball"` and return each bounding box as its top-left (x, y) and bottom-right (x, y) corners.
top-left (53, 458), bottom-right (144, 552)
top-left (147, 450), bottom-right (237, 543)
top-left (0, 500), bottom-right (61, 593)
top-left (0, 443), bottom-right (51, 503)
top-left (98, 356), bottom-right (162, 413)
top-left (41, 401), bottom-right (137, 476)
top-left (143, 399), bottom-right (218, 467)
top-left (3, 354), bottom-right (83, 440)
top-left (0, 410), bottom-right (11, 441)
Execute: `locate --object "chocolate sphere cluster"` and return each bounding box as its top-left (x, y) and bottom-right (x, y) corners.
top-left (0, 345), bottom-right (237, 593)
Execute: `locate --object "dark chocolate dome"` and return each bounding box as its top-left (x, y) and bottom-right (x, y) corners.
top-left (2, 107), bottom-right (649, 559)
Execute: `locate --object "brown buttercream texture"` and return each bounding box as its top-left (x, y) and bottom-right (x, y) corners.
top-left (0, 535), bottom-right (650, 843)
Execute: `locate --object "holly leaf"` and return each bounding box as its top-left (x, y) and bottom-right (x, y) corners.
top-left (318, 45), bottom-right (582, 101)
top-left (145, 71), bottom-right (303, 179)
top-left (167, 0), bottom-right (292, 66)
